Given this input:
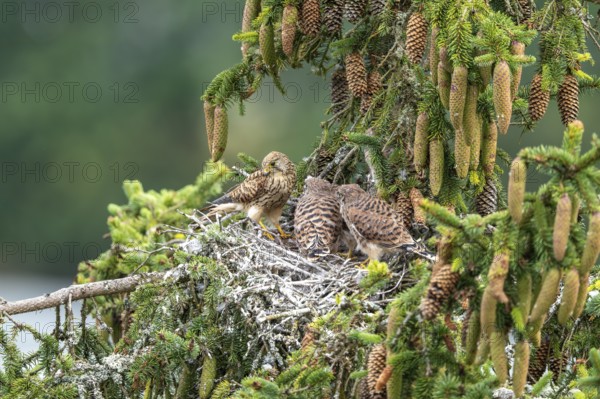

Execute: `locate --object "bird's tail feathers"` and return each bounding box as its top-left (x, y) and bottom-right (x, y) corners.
top-left (198, 202), bottom-right (241, 222)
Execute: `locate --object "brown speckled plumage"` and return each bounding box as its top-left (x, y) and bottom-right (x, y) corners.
top-left (209, 151), bottom-right (296, 228)
top-left (336, 184), bottom-right (415, 260)
top-left (294, 177), bottom-right (343, 259)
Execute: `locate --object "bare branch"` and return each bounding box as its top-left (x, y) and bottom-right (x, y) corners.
top-left (0, 268), bottom-right (174, 316)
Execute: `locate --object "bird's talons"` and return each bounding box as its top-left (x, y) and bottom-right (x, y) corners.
top-left (262, 230), bottom-right (276, 240)
top-left (276, 224), bottom-right (292, 239)
top-left (258, 221), bottom-right (276, 241)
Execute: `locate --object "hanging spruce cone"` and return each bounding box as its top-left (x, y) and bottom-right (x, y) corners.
top-left (259, 22), bottom-right (276, 69)
top-left (429, 138), bottom-right (444, 196)
top-left (198, 355), bottom-right (217, 399)
top-left (508, 157), bottom-right (526, 224)
top-left (357, 378), bottom-right (371, 399)
top-left (410, 188), bottom-right (427, 225)
top-left (316, 148), bottom-right (335, 180)
top-left (345, 52), bottom-right (368, 97)
top-left (580, 211), bottom-right (600, 275)
top-left (345, 0), bottom-right (368, 23)
top-left (203, 101), bottom-right (215, 156)
top-left (370, 0), bottom-right (387, 16)
top-left (394, 191), bottom-right (413, 229)
top-left (331, 68), bottom-right (350, 115)
top-left (482, 120), bottom-right (497, 176)
top-left (557, 74), bottom-right (579, 126)
top-left (406, 12), bottom-right (428, 64)
top-left (211, 105), bottom-right (228, 162)
top-left (429, 27), bottom-right (439, 85)
top-left (549, 351), bottom-right (569, 382)
top-left (493, 60), bottom-right (512, 134)
top-left (414, 112), bottom-right (429, 173)
top-left (360, 70), bottom-right (383, 113)
top-left (528, 338), bottom-right (550, 383)
top-left (241, 0), bottom-right (261, 57)
top-left (302, 0), bottom-right (321, 37)
top-left (282, 4), bottom-right (298, 58)
top-left (518, 0), bottom-right (532, 22)
top-left (490, 331), bottom-right (508, 384)
top-left (513, 340), bottom-right (530, 397)
top-left (420, 263), bottom-right (460, 320)
top-left (464, 310), bottom-right (480, 365)
top-left (367, 344), bottom-right (387, 399)
top-left (438, 62), bottom-right (451, 109)
top-left (553, 193), bottom-right (572, 261)
top-left (449, 65), bottom-right (468, 131)
top-left (529, 268), bottom-right (561, 326)
top-left (454, 127), bottom-right (470, 179)
top-left (558, 268), bottom-right (580, 325)
top-left (511, 42), bottom-right (525, 100)
top-left (323, 0), bottom-right (343, 35)
top-left (528, 74), bottom-right (550, 122)
top-left (475, 177), bottom-right (497, 216)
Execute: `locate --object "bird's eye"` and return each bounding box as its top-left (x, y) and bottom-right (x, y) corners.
top-left (270, 161), bottom-right (276, 166)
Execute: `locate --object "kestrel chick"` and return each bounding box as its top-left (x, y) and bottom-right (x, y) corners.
top-left (294, 177), bottom-right (344, 259)
top-left (336, 184), bottom-right (416, 261)
top-left (208, 151), bottom-right (296, 238)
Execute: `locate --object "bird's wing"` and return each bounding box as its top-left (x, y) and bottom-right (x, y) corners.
top-left (212, 170), bottom-right (269, 206)
top-left (294, 195), bottom-right (341, 252)
top-left (343, 198), bottom-right (411, 249)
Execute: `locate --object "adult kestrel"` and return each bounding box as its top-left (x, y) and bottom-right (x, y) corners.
top-left (336, 184), bottom-right (417, 261)
top-left (294, 177), bottom-right (344, 259)
top-left (207, 151), bottom-right (296, 238)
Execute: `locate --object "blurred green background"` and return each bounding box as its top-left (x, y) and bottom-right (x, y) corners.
top-left (0, 0), bottom-right (598, 279)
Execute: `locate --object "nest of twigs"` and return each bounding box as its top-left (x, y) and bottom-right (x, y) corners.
top-left (179, 209), bottom-right (417, 372)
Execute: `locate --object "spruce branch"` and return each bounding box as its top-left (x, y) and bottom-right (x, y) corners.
top-left (0, 268), bottom-right (176, 316)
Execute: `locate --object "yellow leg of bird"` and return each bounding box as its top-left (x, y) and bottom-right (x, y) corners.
top-left (275, 224), bottom-right (292, 239)
top-left (259, 221), bottom-right (275, 240)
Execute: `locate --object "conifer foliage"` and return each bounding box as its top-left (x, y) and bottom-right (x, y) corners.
top-left (2, 0), bottom-right (600, 398)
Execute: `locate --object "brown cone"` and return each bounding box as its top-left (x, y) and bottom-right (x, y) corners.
top-left (528, 74), bottom-right (550, 122)
top-left (360, 70), bottom-right (383, 113)
top-left (331, 68), bottom-right (350, 115)
top-left (518, 0), bottom-right (532, 22)
top-left (301, 0), bottom-right (321, 37)
top-left (367, 344), bottom-right (387, 399)
top-left (344, 0), bottom-right (368, 23)
top-left (476, 177), bottom-right (498, 217)
top-left (323, 0), bottom-right (343, 35)
top-left (420, 263), bottom-right (460, 320)
top-left (345, 52), bottom-right (368, 97)
top-left (410, 188), bottom-right (426, 225)
top-left (371, 0), bottom-right (387, 16)
top-left (394, 191), bottom-right (413, 229)
top-left (406, 12), bottom-right (428, 64)
top-left (282, 4), bottom-right (298, 58)
top-left (557, 74), bottom-right (579, 126)
top-left (549, 351), bottom-right (569, 382)
top-left (528, 337), bottom-right (550, 383)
